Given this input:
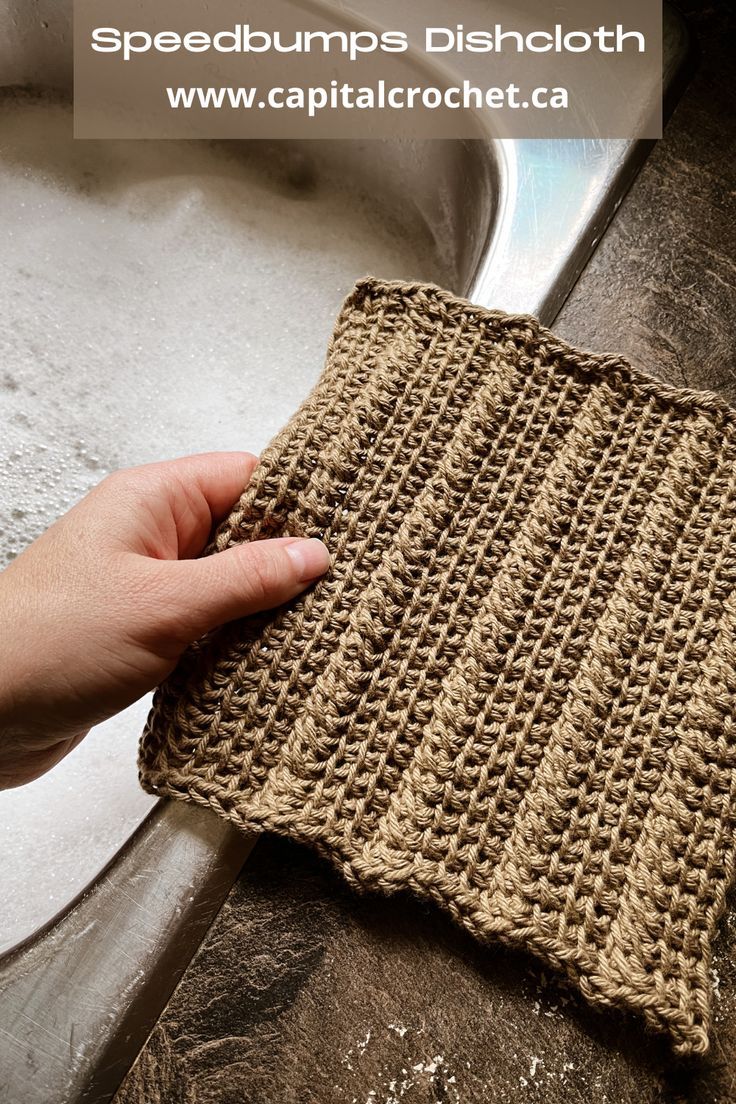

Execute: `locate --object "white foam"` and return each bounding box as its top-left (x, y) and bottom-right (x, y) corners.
top-left (0, 90), bottom-right (445, 953)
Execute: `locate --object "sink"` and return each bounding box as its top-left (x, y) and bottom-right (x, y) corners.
top-left (0, 2), bottom-right (689, 1101)
top-left (0, 97), bottom-right (488, 958)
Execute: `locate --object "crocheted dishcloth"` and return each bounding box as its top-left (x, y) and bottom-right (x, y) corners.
top-left (140, 277), bottom-right (736, 1056)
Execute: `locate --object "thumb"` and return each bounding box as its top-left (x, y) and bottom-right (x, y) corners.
top-left (163, 536), bottom-right (331, 640)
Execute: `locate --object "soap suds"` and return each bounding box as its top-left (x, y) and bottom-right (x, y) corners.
top-left (0, 88), bottom-right (448, 953)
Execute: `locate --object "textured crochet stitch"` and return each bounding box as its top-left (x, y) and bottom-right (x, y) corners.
top-left (140, 277), bottom-right (736, 1055)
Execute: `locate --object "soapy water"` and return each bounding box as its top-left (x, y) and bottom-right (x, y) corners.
top-left (0, 89), bottom-right (448, 954)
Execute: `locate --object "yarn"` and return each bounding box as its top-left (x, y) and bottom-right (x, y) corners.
top-left (140, 277), bottom-right (736, 1054)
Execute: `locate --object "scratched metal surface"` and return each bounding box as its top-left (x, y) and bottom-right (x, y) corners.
top-left (0, 805), bottom-right (255, 1104)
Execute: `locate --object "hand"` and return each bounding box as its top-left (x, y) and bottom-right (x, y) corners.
top-left (0, 452), bottom-right (330, 788)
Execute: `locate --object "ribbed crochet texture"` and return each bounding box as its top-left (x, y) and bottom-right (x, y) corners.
top-left (140, 277), bottom-right (736, 1055)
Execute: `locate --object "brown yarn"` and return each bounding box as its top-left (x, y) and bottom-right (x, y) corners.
top-left (140, 277), bottom-right (736, 1055)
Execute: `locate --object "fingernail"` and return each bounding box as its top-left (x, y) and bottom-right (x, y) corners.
top-left (284, 538), bottom-right (331, 581)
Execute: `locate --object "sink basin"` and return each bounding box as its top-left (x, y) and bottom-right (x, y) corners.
top-left (0, 96), bottom-right (488, 958)
top-left (0, 2), bottom-right (689, 1101)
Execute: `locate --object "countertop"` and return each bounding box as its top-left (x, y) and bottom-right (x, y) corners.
top-left (115, 5), bottom-right (736, 1102)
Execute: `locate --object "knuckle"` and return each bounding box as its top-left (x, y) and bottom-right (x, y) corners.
top-left (242, 544), bottom-right (285, 605)
top-left (96, 467), bottom-right (139, 498)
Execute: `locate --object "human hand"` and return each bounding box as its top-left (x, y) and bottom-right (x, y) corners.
top-left (0, 452), bottom-right (330, 788)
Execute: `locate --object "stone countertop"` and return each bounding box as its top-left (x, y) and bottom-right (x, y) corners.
top-left (115, 5), bottom-right (736, 1102)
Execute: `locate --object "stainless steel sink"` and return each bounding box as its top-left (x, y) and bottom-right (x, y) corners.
top-left (0, 2), bottom-right (689, 1101)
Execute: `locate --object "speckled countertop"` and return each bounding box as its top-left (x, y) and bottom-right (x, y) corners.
top-left (115, 5), bottom-right (736, 1102)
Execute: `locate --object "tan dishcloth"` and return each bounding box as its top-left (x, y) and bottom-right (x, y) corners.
top-left (140, 277), bottom-right (736, 1055)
